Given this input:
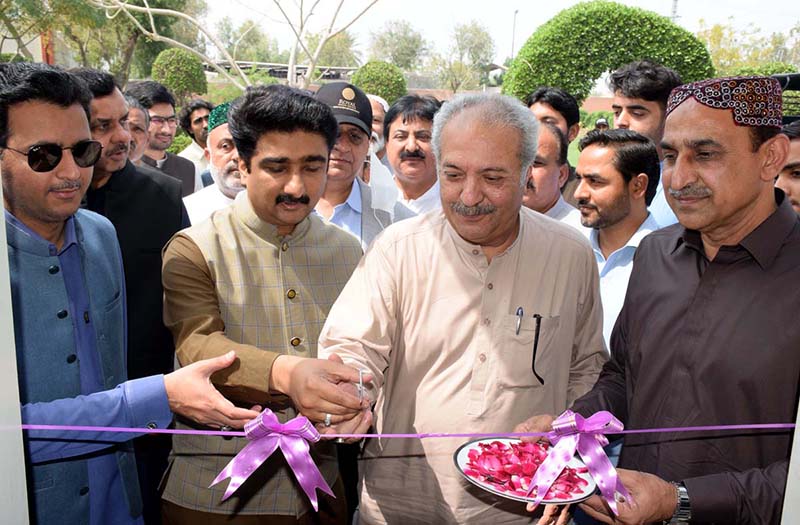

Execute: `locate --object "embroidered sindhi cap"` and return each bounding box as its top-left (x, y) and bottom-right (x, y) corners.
top-left (666, 76), bottom-right (783, 128)
top-left (314, 82), bottom-right (373, 137)
top-left (208, 101), bottom-right (232, 133)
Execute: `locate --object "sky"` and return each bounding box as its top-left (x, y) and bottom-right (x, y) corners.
top-left (207, 0), bottom-right (800, 65)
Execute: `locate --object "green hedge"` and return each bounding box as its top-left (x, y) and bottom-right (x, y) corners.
top-left (167, 132), bottom-right (192, 155)
top-left (151, 48), bottom-right (207, 105)
top-left (351, 61), bottom-right (407, 104)
top-left (503, 1), bottom-right (714, 104)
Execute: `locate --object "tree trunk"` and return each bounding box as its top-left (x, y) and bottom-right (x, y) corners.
top-left (115, 32), bottom-right (140, 88)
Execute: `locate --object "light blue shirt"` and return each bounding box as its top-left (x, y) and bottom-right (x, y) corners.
top-left (316, 180), bottom-right (363, 244)
top-left (590, 213), bottom-right (661, 348)
top-left (648, 182), bottom-right (678, 227)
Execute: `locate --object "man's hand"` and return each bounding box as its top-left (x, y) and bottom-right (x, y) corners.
top-left (270, 353), bottom-right (371, 425)
top-left (318, 408), bottom-right (374, 444)
top-left (514, 413), bottom-right (555, 442)
top-left (578, 469), bottom-right (677, 524)
top-left (164, 351), bottom-right (262, 429)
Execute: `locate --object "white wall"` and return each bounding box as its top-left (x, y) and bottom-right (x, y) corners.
top-left (0, 178), bottom-right (30, 522)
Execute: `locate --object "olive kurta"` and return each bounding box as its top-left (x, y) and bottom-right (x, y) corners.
top-left (572, 192), bottom-right (800, 524)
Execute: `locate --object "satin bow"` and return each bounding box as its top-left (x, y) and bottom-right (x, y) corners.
top-left (525, 410), bottom-right (632, 515)
top-left (210, 409), bottom-right (334, 511)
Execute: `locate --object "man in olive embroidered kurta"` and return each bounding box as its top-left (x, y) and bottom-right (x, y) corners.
top-left (316, 93), bottom-right (607, 524)
top-left (159, 85), bottom-right (363, 523)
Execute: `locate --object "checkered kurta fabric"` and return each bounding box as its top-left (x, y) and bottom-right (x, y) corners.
top-left (160, 193), bottom-right (362, 516)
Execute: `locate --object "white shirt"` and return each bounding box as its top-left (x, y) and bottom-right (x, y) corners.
top-left (182, 184), bottom-right (234, 226)
top-left (178, 141), bottom-right (207, 192)
top-left (590, 213), bottom-right (660, 347)
top-left (545, 195), bottom-right (590, 237)
top-left (399, 179), bottom-right (441, 215)
top-left (648, 182), bottom-right (678, 227)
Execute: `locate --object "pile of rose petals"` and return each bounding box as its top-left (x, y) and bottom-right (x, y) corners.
top-left (463, 440), bottom-right (589, 500)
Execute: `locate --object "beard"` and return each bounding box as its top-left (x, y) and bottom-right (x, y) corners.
top-left (210, 161), bottom-right (244, 199)
top-left (579, 192), bottom-right (631, 229)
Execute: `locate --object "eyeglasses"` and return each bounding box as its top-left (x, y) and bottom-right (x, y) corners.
top-left (150, 115), bottom-right (178, 127)
top-left (2, 140), bottom-right (103, 173)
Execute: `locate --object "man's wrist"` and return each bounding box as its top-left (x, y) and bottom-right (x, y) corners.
top-left (668, 481), bottom-right (692, 523)
top-left (269, 355), bottom-right (301, 394)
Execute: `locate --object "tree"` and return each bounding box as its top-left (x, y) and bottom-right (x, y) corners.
top-left (433, 20), bottom-right (495, 93)
top-left (307, 29), bottom-right (360, 67)
top-left (368, 20), bottom-right (429, 71)
top-left (696, 19), bottom-right (800, 76)
top-left (351, 60), bottom-right (407, 103)
top-left (503, 1), bottom-right (714, 104)
top-left (216, 17), bottom-right (286, 63)
top-left (151, 47), bottom-right (207, 105)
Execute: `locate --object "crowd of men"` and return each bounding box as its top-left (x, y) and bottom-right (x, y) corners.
top-left (1, 56), bottom-right (799, 525)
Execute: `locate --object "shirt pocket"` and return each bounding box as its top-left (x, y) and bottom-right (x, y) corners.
top-left (497, 313), bottom-right (561, 388)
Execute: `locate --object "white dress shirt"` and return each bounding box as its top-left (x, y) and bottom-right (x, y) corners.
top-left (399, 179), bottom-right (441, 215)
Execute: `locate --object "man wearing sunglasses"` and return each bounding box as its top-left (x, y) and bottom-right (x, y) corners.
top-left (1, 62), bottom-right (260, 525)
top-left (71, 67), bottom-right (190, 525)
top-left (126, 80), bottom-right (198, 197)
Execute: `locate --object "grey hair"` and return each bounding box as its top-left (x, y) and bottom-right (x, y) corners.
top-left (124, 94), bottom-right (150, 128)
top-left (432, 93), bottom-right (539, 188)
top-left (366, 93), bottom-right (389, 112)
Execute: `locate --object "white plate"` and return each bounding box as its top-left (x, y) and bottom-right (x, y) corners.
top-left (454, 438), bottom-right (596, 504)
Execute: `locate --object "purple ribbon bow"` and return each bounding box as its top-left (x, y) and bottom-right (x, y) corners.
top-left (210, 410), bottom-right (334, 511)
top-left (525, 410), bottom-right (632, 515)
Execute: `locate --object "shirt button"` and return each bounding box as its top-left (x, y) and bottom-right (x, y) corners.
top-left (472, 249), bottom-right (480, 255)
top-left (146, 421), bottom-right (158, 429)
top-left (483, 318), bottom-right (491, 326)
top-left (57, 309), bottom-right (68, 319)
top-left (478, 353), bottom-right (486, 363)
top-left (281, 242), bottom-right (289, 252)
top-left (487, 283), bottom-right (493, 290)
top-left (287, 289), bottom-right (297, 299)
top-left (48, 265), bottom-right (60, 274)
top-left (66, 354), bottom-right (77, 364)
top-left (290, 337), bottom-right (301, 347)
top-left (79, 486), bottom-right (89, 496)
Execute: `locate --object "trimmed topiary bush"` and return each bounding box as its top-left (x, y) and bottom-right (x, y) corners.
top-left (351, 61), bottom-right (407, 104)
top-left (503, 1), bottom-right (714, 104)
top-left (151, 48), bottom-right (207, 105)
top-left (732, 62), bottom-right (797, 77)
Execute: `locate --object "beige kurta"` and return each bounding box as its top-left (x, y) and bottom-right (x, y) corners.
top-left (319, 207), bottom-right (607, 524)
top-left (160, 192), bottom-right (363, 516)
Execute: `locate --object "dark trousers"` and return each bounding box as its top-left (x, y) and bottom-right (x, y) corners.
top-left (135, 434), bottom-right (172, 525)
top-left (161, 477), bottom-right (348, 525)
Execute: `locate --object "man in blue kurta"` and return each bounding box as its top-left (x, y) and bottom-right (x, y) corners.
top-left (1, 62), bottom-right (259, 525)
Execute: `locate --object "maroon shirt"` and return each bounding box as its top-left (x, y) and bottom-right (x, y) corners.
top-left (572, 191), bottom-right (800, 524)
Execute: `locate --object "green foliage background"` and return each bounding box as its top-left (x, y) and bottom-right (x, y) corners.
top-left (503, 1), bottom-right (714, 104)
top-left (151, 48), bottom-right (208, 105)
top-left (351, 61), bottom-right (408, 104)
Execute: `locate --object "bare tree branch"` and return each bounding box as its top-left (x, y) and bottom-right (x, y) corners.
top-left (0, 11), bottom-right (35, 60)
top-left (87, 0), bottom-right (250, 90)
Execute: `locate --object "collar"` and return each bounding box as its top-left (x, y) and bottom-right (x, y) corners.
top-left (444, 208), bottom-right (524, 262)
top-left (673, 189), bottom-right (798, 269)
top-left (234, 190), bottom-right (311, 245)
top-left (545, 195), bottom-right (572, 220)
top-left (590, 212), bottom-right (659, 255)
top-left (5, 209), bottom-right (78, 255)
top-left (344, 179), bottom-right (362, 214)
top-left (402, 179), bottom-right (440, 204)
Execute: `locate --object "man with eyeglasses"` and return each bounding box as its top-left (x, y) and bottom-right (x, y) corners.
top-left (314, 82), bottom-right (414, 250)
top-left (0, 62), bottom-right (259, 525)
top-left (126, 80), bottom-right (198, 197)
top-left (71, 67), bottom-right (190, 525)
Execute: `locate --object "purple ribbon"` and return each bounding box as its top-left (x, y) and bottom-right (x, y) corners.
top-left (525, 410), bottom-right (632, 515)
top-left (209, 409), bottom-right (334, 511)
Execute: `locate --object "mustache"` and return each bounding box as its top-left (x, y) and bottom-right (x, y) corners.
top-left (106, 143), bottom-right (128, 156)
top-left (400, 149), bottom-right (425, 160)
top-left (526, 179), bottom-right (536, 191)
top-left (669, 185), bottom-right (713, 199)
top-left (51, 180), bottom-right (82, 191)
top-left (275, 193), bottom-right (310, 205)
top-left (450, 201), bottom-right (496, 217)
top-left (577, 199), bottom-right (597, 210)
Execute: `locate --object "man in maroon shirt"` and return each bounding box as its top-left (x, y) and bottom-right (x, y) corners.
top-left (517, 76), bottom-right (797, 525)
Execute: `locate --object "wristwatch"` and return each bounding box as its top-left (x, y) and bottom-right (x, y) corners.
top-left (669, 481), bottom-right (692, 523)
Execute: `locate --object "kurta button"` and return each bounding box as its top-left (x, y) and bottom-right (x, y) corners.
top-left (48, 265), bottom-right (60, 274)
top-left (472, 249), bottom-right (480, 255)
top-left (287, 289), bottom-right (297, 299)
top-left (66, 354), bottom-right (77, 364)
top-left (290, 337), bottom-right (301, 347)
top-left (281, 242), bottom-right (289, 251)
top-left (483, 318), bottom-right (490, 326)
top-left (79, 486), bottom-right (89, 496)
top-left (57, 309), bottom-right (68, 319)
top-left (487, 283), bottom-right (493, 290)
top-left (478, 353), bottom-right (486, 363)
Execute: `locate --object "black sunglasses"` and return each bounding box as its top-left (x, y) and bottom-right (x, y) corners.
top-left (3, 140), bottom-right (103, 173)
